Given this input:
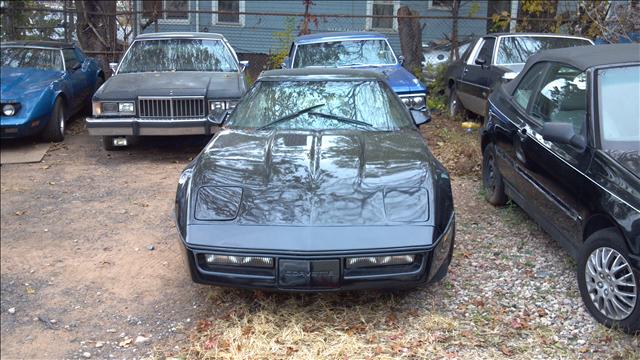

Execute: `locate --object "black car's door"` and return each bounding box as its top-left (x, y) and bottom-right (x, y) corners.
top-left (457, 36), bottom-right (495, 115)
top-left (516, 63), bottom-right (593, 252)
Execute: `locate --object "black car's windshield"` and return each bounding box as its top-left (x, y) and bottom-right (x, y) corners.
top-left (293, 40), bottom-right (396, 68)
top-left (226, 80), bottom-right (411, 131)
top-left (598, 65), bottom-right (640, 152)
top-left (1, 47), bottom-right (63, 71)
top-left (118, 39), bottom-right (238, 73)
top-left (496, 36), bottom-right (592, 65)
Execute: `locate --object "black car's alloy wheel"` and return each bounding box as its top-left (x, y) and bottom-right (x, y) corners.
top-left (42, 97), bottom-right (65, 142)
top-left (482, 144), bottom-right (507, 206)
top-left (578, 228), bottom-right (639, 334)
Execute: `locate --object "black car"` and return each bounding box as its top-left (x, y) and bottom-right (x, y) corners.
top-left (175, 68), bottom-right (455, 292)
top-left (86, 32), bottom-right (249, 150)
top-left (481, 44), bottom-right (639, 333)
top-left (445, 33), bottom-right (593, 119)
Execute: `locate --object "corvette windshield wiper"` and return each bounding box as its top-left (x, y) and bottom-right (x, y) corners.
top-left (257, 103), bottom-right (325, 130)
top-left (308, 112), bottom-right (376, 129)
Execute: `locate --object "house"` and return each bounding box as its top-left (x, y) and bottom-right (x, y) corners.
top-left (134, 1), bottom-right (513, 54)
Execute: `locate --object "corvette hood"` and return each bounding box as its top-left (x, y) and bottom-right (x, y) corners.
top-left (0, 67), bottom-right (62, 100)
top-left (94, 71), bottom-right (244, 100)
top-left (350, 65), bottom-right (426, 94)
top-left (190, 129), bottom-right (435, 226)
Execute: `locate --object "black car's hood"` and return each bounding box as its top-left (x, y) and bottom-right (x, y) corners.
top-left (94, 71), bottom-right (244, 99)
top-left (189, 129), bottom-right (435, 226)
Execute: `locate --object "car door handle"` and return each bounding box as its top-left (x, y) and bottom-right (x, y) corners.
top-left (518, 126), bottom-right (528, 140)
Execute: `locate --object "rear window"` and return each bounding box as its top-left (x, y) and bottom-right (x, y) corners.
top-left (496, 36), bottom-right (592, 65)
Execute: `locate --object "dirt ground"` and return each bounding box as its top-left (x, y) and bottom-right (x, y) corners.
top-left (1, 116), bottom-right (638, 359)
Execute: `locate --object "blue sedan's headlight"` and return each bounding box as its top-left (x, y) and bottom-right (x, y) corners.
top-left (2, 104), bottom-right (17, 116)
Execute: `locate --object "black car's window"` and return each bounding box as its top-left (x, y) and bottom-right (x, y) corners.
top-left (226, 80), bottom-right (412, 131)
top-left (118, 39), bottom-right (238, 73)
top-left (1, 47), bottom-right (63, 71)
top-left (475, 37), bottom-right (495, 64)
top-left (496, 36), bottom-right (592, 65)
top-left (530, 63), bottom-right (587, 135)
top-left (597, 65), bottom-right (640, 152)
top-left (512, 62), bottom-right (547, 110)
top-left (292, 40), bottom-right (396, 68)
top-left (62, 48), bottom-right (81, 70)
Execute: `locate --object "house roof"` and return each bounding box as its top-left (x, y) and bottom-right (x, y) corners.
top-left (1, 40), bottom-right (74, 49)
top-left (295, 31), bottom-right (387, 45)
top-left (135, 32), bottom-right (226, 40)
top-left (258, 68), bottom-right (385, 81)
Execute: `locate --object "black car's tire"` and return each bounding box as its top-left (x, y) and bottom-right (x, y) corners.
top-left (577, 228), bottom-right (639, 334)
top-left (448, 87), bottom-right (463, 119)
top-left (482, 144), bottom-right (507, 206)
top-left (41, 97), bottom-right (65, 143)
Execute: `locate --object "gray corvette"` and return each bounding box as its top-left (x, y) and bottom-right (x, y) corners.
top-left (175, 68), bottom-right (455, 291)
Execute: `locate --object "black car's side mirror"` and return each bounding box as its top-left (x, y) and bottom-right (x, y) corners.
top-left (540, 122), bottom-right (586, 151)
top-left (208, 109), bottom-right (229, 126)
top-left (475, 57), bottom-right (487, 67)
top-left (410, 109), bottom-right (431, 126)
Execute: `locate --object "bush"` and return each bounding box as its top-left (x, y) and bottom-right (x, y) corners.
top-left (424, 63), bottom-right (449, 114)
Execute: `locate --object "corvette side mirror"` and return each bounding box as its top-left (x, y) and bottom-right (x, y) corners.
top-left (109, 62), bottom-right (118, 74)
top-left (398, 55), bottom-right (405, 65)
top-left (541, 122), bottom-right (586, 151)
top-left (208, 108), bottom-right (229, 125)
top-left (410, 109), bottom-right (430, 126)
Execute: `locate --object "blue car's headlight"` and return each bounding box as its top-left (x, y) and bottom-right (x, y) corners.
top-left (2, 103), bottom-right (19, 116)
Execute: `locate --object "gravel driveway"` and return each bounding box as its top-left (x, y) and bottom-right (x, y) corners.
top-left (0, 117), bottom-right (637, 359)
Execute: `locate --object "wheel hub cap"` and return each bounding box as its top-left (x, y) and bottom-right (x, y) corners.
top-left (585, 247), bottom-right (637, 320)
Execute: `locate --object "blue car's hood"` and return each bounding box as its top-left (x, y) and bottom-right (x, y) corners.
top-left (1, 67), bottom-right (62, 100)
top-left (349, 65), bottom-right (426, 94)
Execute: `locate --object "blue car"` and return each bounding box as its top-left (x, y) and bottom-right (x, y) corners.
top-left (283, 32), bottom-right (429, 117)
top-left (1, 41), bottom-right (104, 142)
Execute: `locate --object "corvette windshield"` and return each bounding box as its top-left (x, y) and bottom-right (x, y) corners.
top-left (293, 40), bottom-right (396, 68)
top-left (1, 47), bottom-right (63, 71)
top-left (598, 65), bottom-right (640, 152)
top-left (118, 39), bottom-right (237, 73)
top-left (226, 80), bottom-right (411, 131)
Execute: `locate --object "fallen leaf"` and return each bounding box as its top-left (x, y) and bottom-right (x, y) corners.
top-left (500, 345), bottom-right (513, 356)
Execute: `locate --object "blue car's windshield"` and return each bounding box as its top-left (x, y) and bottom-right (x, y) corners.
top-left (598, 65), bottom-right (640, 152)
top-left (293, 40), bottom-right (397, 68)
top-left (1, 47), bottom-right (63, 71)
top-left (118, 39), bottom-right (238, 73)
top-left (226, 80), bottom-right (411, 131)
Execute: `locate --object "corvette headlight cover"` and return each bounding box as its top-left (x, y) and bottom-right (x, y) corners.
top-left (195, 186), bottom-right (243, 221)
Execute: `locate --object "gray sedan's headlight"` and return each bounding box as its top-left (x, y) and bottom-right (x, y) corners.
top-left (94, 101), bottom-right (135, 116)
top-left (2, 104), bottom-right (17, 116)
top-left (400, 94), bottom-right (426, 109)
top-left (118, 102), bottom-right (134, 113)
top-left (209, 100), bottom-right (240, 111)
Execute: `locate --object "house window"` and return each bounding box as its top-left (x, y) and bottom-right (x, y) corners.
top-left (366, 0), bottom-right (399, 31)
top-left (141, 0), bottom-right (190, 23)
top-left (429, 0), bottom-right (452, 9)
top-left (213, 0), bottom-right (245, 26)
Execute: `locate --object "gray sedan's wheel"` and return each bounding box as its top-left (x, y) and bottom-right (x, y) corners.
top-left (578, 228), bottom-right (639, 334)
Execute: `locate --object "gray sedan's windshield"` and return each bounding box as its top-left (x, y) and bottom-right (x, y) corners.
top-left (1, 47), bottom-right (63, 71)
top-left (496, 36), bottom-right (592, 65)
top-left (118, 39), bottom-right (238, 73)
top-left (598, 65), bottom-right (640, 152)
top-left (226, 80), bottom-right (411, 131)
top-left (293, 40), bottom-right (396, 68)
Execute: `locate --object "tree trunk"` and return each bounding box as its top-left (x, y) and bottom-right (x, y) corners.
top-left (75, 0), bottom-right (117, 76)
top-left (451, 0), bottom-right (460, 60)
top-left (397, 6), bottom-right (422, 73)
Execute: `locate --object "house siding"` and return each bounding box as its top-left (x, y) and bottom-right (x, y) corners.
top-left (138, 0), bottom-right (491, 54)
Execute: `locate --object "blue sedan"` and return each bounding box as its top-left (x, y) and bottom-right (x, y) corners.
top-left (282, 32), bottom-right (430, 117)
top-left (1, 41), bottom-right (104, 142)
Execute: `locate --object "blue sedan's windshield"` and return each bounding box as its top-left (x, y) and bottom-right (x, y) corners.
top-left (118, 39), bottom-right (238, 73)
top-left (1, 47), bottom-right (63, 71)
top-left (226, 80), bottom-right (411, 131)
top-left (293, 40), bottom-right (397, 68)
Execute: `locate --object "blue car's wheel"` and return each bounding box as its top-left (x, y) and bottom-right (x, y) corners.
top-left (42, 98), bottom-right (65, 143)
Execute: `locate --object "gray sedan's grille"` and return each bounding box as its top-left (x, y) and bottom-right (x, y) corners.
top-left (138, 97), bottom-right (205, 118)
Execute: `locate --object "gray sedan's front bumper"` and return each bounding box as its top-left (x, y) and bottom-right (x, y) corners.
top-left (86, 117), bottom-right (217, 136)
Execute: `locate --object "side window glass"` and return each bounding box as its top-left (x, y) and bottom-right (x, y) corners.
top-left (475, 37), bottom-right (495, 64)
top-left (63, 49), bottom-right (80, 70)
top-left (531, 64), bottom-right (587, 135)
top-left (512, 62), bottom-right (547, 110)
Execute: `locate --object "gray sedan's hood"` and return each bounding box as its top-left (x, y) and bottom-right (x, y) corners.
top-left (190, 129), bottom-right (435, 226)
top-left (95, 72), bottom-right (244, 99)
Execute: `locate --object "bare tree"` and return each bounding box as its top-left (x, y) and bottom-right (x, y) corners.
top-left (75, 0), bottom-right (117, 75)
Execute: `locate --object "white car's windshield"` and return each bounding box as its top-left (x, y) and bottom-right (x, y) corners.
top-left (226, 80), bottom-right (411, 131)
top-left (293, 40), bottom-right (396, 68)
top-left (598, 65), bottom-right (640, 152)
top-left (496, 36), bottom-right (592, 65)
top-left (118, 39), bottom-right (238, 73)
top-left (1, 47), bottom-right (63, 71)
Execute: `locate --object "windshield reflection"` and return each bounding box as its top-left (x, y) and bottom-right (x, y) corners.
top-left (118, 39), bottom-right (238, 73)
top-left (293, 40), bottom-right (396, 67)
top-left (496, 36), bottom-right (592, 64)
top-left (1, 47), bottom-right (63, 71)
